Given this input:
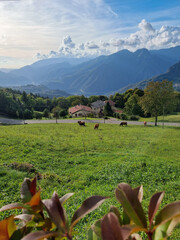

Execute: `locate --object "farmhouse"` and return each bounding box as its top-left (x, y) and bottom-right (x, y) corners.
top-left (69, 105), bottom-right (93, 117)
top-left (91, 100), bottom-right (105, 117)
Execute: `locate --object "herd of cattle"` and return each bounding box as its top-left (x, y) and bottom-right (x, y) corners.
top-left (77, 120), bottom-right (147, 129)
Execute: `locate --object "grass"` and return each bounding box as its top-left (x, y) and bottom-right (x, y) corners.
top-left (139, 112), bottom-right (180, 123)
top-left (0, 123), bottom-right (179, 239)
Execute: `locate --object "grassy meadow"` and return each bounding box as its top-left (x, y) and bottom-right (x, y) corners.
top-left (139, 112), bottom-right (180, 123)
top-left (0, 123), bottom-right (180, 239)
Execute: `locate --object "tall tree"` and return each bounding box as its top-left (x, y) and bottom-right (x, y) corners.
top-left (139, 80), bottom-right (176, 126)
top-left (125, 94), bottom-right (143, 116)
top-left (103, 102), bottom-right (113, 117)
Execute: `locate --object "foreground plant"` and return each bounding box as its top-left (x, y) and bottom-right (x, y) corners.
top-left (89, 183), bottom-right (180, 240)
top-left (0, 177), bottom-right (107, 240)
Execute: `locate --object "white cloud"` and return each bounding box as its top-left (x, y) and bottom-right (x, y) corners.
top-left (0, 0), bottom-right (180, 67)
top-left (36, 19), bottom-right (180, 60)
top-left (138, 19), bottom-right (155, 32)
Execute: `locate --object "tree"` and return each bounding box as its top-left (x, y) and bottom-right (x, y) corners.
top-left (125, 94), bottom-right (143, 116)
top-left (112, 93), bottom-right (125, 108)
top-left (59, 109), bottom-right (68, 118)
top-left (103, 102), bottom-right (113, 117)
top-left (43, 108), bottom-right (50, 118)
top-left (139, 80), bottom-right (176, 126)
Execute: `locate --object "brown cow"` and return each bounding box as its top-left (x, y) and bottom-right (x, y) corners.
top-left (144, 121), bottom-right (147, 126)
top-left (120, 122), bottom-right (127, 126)
top-left (77, 121), bottom-right (85, 126)
top-left (94, 123), bottom-right (99, 129)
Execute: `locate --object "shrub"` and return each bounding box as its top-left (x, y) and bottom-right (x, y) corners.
top-left (0, 178), bottom-right (179, 240)
top-left (43, 108), bottom-right (50, 118)
top-left (119, 113), bottom-right (128, 120)
top-left (130, 115), bottom-right (140, 120)
top-left (89, 183), bottom-right (180, 240)
top-left (34, 111), bottom-right (43, 119)
top-left (0, 177), bottom-right (107, 240)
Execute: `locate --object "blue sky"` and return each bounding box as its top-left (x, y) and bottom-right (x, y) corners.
top-left (0, 0), bottom-right (179, 68)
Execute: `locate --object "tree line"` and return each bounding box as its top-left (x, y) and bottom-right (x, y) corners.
top-left (0, 80), bottom-right (180, 125)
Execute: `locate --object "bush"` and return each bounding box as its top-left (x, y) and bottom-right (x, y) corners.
top-left (119, 113), bottom-right (128, 120)
top-left (130, 115), bottom-right (140, 120)
top-left (0, 177), bottom-right (180, 239)
top-left (43, 108), bottom-right (50, 118)
top-left (113, 112), bottom-right (120, 118)
top-left (24, 109), bottom-right (34, 119)
top-left (34, 112), bottom-right (43, 119)
top-left (0, 178), bottom-right (180, 240)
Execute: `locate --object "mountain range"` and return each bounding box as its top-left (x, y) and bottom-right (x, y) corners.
top-left (0, 46), bottom-right (180, 96)
top-left (117, 61), bottom-right (180, 93)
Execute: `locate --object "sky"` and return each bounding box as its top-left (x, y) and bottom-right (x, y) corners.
top-left (0, 0), bottom-right (180, 68)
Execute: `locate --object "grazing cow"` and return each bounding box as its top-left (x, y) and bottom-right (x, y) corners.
top-left (144, 121), bottom-right (147, 126)
top-left (94, 123), bottom-right (99, 129)
top-left (120, 121), bottom-right (127, 126)
top-left (77, 121), bottom-right (85, 126)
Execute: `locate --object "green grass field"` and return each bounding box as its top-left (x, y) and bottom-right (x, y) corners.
top-left (139, 112), bottom-right (180, 123)
top-left (0, 123), bottom-right (179, 239)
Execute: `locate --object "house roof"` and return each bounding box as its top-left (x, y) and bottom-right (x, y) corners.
top-left (91, 100), bottom-right (105, 108)
top-left (69, 105), bottom-right (92, 114)
top-left (114, 109), bottom-right (123, 113)
top-left (104, 100), bottom-right (115, 106)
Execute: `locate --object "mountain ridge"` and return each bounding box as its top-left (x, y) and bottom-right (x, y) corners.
top-left (0, 46), bottom-right (180, 95)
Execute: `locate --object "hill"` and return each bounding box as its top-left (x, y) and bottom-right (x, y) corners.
top-left (12, 84), bottom-right (70, 98)
top-left (117, 61), bottom-right (180, 93)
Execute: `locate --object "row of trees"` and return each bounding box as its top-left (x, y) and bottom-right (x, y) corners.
top-left (0, 80), bottom-right (180, 125)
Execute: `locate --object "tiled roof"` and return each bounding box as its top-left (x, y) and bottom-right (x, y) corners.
top-left (91, 100), bottom-right (105, 108)
top-left (69, 105), bottom-right (92, 114)
top-left (104, 100), bottom-right (115, 106)
top-left (114, 109), bottom-right (123, 113)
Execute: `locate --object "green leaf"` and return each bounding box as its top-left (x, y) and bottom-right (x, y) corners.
top-left (101, 212), bottom-right (132, 240)
top-left (153, 220), bottom-right (171, 240)
top-left (60, 193), bottom-right (74, 205)
top-left (115, 183), bottom-right (147, 228)
top-left (70, 195), bottom-right (107, 234)
top-left (148, 192), bottom-right (164, 228)
top-left (155, 201), bottom-right (180, 227)
top-left (21, 231), bottom-right (59, 240)
top-left (153, 215), bottom-right (180, 240)
top-left (20, 178), bottom-right (33, 203)
top-left (88, 228), bottom-right (101, 240)
top-left (91, 219), bottom-right (102, 238)
top-left (43, 192), bottom-right (66, 231)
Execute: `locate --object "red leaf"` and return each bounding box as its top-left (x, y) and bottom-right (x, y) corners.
top-left (101, 212), bottom-right (131, 240)
top-left (115, 183), bottom-right (147, 228)
top-left (148, 192), bottom-right (164, 228)
top-left (0, 203), bottom-right (29, 212)
top-left (43, 192), bottom-right (66, 230)
top-left (70, 195), bottom-right (107, 234)
top-left (155, 201), bottom-right (180, 227)
top-left (30, 176), bottom-right (37, 196)
top-left (21, 231), bottom-right (59, 240)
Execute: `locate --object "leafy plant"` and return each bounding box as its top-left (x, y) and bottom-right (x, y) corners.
top-left (89, 183), bottom-right (180, 240)
top-left (0, 177), bottom-right (107, 240)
